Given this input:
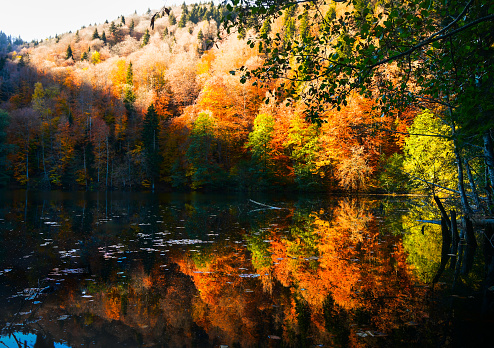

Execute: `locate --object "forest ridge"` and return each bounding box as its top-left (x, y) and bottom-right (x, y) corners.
top-left (0, 1), bottom-right (492, 199)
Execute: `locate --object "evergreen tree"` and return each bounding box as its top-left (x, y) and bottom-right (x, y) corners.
top-left (65, 45), bottom-right (73, 60)
top-left (124, 62), bottom-right (135, 112)
top-left (121, 15), bottom-right (125, 25)
top-left (197, 29), bottom-right (204, 41)
top-left (142, 104), bottom-right (161, 189)
top-left (81, 51), bottom-right (88, 61)
top-left (101, 31), bottom-right (107, 43)
top-left (126, 61), bottom-right (133, 85)
top-left (169, 12), bottom-right (177, 25)
top-left (129, 19), bottom-right (135, 35)
top-left (75, 30), bottom-right (80, 42)
top-left (178, 13), bottom-right (187, 28)
top-left (163, 27), bottom-right (169, 38)
top-left (141, 29), bottom-right (150, 46)
top-left (109, 21), bottom-right (117, 35)
top-left (92, 28), bottom-right (100, 40)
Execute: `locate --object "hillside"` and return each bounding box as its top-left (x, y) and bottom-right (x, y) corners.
top-left (0, 1), bottom-right (487, 198)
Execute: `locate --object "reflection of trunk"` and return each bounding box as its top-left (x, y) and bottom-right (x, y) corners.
top-left (450, 210), bottom-right (459, 270)
top-left (433, 216), bottom-right (452, 284)
top-left (461, 216), bottom-right (477, 275)
top-left (482, 225), bottom-right (494, 314)
top-left (453, 227), bottom-right (465, 288)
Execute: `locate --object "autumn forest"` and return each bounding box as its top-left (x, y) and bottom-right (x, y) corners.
top-left (1, 1), bottom-right (494, 346)
top-left (0, 0), bottom-right (482, 196)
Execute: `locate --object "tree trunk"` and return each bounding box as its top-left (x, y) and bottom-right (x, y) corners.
top-left (453, 139), bottom-right (473, 216)
top-left (464, 158), bottom-right (483, 212)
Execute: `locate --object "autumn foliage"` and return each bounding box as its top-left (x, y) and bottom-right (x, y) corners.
top-left (0, 3), bottom-right (412, 192)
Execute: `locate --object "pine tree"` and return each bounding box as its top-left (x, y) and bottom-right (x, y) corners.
top-left (92, 28), bottom-right (100, 40)
top-left (126, 62), bottom-right (134, 85)
top-left (197, 29), bottom-right (204, 41)
top-left (101, 31), bottom-right (107, 43)
top-left (121, 15), bottom-right (126, 25)
top-left (75, 30), bottom-right (80, 42)
top-left (141, 29), bottom-right (150, 46)
top-left (81, 51), bottom-right (88, 61)
top-left (129, 19), bottom-right (135, 35)
top-left (169, 12), bottom-right (177, 25)
top-left (178, 14), bottom-right (187, 28)
top-left (110, 21), bottom-right (117, 35)
top-left (65, 45), bottom-right (73, 60)
top-left (142, 104), bottom-right (161, 189)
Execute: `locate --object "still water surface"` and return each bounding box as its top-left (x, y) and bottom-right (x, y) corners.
top-left (0, 191), bottom-right (491, 347)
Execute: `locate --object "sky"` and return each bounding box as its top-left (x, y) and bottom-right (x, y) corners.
top-left (0, 1), bottom-right (196, 42)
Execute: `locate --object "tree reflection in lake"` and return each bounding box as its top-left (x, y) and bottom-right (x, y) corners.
top-left (0, 191), bottom-right (490, 347)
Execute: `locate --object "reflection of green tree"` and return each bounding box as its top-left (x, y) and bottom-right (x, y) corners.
top-left (401, 203), bottom-right (442, 282)
top-left (246, 229), bottom-right (272, 270)
top-left (191, 249), bottom-right (214, 269)
top-left (287, 212), bottom-right (319, 262)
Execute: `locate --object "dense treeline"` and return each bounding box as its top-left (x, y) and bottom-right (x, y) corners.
top-left (0, 2), bottom-right (491, 198)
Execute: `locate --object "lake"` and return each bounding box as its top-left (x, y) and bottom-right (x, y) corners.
top-left (0, 190), bottom-right (491, 347)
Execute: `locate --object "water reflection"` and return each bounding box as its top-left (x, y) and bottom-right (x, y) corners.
top-left (0, 191), bottom-right (488, 347)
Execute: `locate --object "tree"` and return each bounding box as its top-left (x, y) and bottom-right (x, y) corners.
top-left (92, 28), bottom-right (100, 40)
top-left (129, 19), bottom-right (135, 35)
top-left (403, 110), bottom-right (456, 193)
top-left (0, 109), bottom-right (10, 185)
top-left (141, 29), bottom-right (150, 47)
top-left (224, 0), bottom-right (494, 214)
top-left (285, 114), bottom-right (321, 191)
top-left (246, 113), bottom-right (275, 186)
top-left (142, 104), bottom-right (161, 190)
top-left (101, 31), bottom-right (107, 43)
top-left (121, 15), bottom-right (126, 25)
top-left (7, 108), bottom-right (40, 186)
top-left (178, 13), bottom-right (187, 28)
top-left (185, 111), bottom-right (223, 189)
top-left (169, 11), bottom-right (177, 25)
top-left (109, 21), bottom-right (117, 36)
top-left (91, 51), bottom-right (101, 64)
top-left (65, 44), bottom-right (73, 60)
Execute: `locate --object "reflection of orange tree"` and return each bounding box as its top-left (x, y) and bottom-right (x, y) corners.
top-left (264, 199), bottom-right (427, 340)
top-left (175, 246), bottom-right (275, 347)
